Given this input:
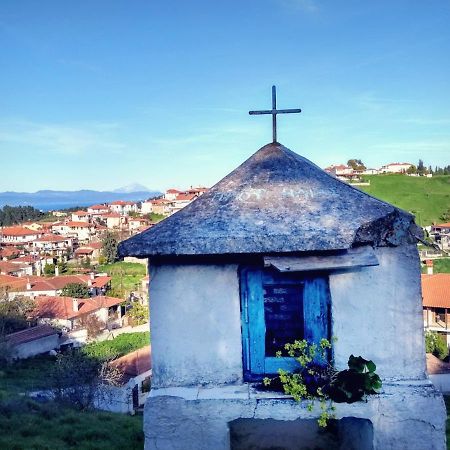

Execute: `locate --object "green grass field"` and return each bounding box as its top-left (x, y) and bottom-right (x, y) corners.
top-left (358, 174), bottom-right (450, 226)
top-left (98, 262), bottom-right (147, 298)
top-left (0, 333), bottom-right (149, 448)
top-left (421, 259), bottom-right (450, 274)
top-left (0, 398), bottom-right (143, 450)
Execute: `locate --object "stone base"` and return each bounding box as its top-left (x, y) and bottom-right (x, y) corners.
top-left (144, 380), bottom-right (446, 450)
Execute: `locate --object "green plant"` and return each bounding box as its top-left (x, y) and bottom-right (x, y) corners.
top-left (425, 331), bottom-right (449, 360)
top-left (327, 355), bottom-right (382, 403)
top-left (61, 282), bottom-right (90, 299)
top-left (263, 339), bottom-right (381, 427)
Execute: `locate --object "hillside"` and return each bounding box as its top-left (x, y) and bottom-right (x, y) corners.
top-left (358, 175), bottom-right (450, 226)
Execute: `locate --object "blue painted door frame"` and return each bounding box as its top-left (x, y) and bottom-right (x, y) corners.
top-left (240, 266), bottom-right (331, 380)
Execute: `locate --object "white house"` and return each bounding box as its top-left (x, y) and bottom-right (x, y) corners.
top-left (87, 204), bottom-right (110, 214)
top-left (380, 162), bottom-right (412, 173)
top-left (0, 227), bottom-right (43, 244)
top-left (109, 200), bottom-right (138, 215)
top-left (119, 142), bottom-right (445, 450)
top-left (164, 189), bottom-right (181, 201)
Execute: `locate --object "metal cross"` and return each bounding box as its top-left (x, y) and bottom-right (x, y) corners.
top-left (249, 85), bottom-right (302, 143)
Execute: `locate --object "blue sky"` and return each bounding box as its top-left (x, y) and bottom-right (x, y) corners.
top-left (1, 0), bottom-right (449, 192)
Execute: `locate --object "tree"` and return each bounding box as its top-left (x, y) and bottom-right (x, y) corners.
top-left (102, 231), bottom-right (119, 264)
top-left (61, 283), bottom-right (90, 299)
top-left (127, 302), bottom-right (149, 326)
top-left (347, 159), bottom-right (366, 171)
top-left (0, 291), bottom-right (35, 336)
top-left (417, 159), bottom-right (426, 175)
top-left (406, 165), bottom-right (417, 174)
top-left (51, 349), bottom-right (123, 410)
top-left (43, 263), bottom-right (56, 276)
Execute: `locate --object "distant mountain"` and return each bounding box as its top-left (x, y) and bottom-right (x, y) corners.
top-left (0, 189), bottom-right (162, 211)
top-left (113, 183), bottom-right (150, 194)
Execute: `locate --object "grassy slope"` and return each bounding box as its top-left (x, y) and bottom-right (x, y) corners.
top-left (358, 175), bottom-right (450, 226)
top-left (98, 262), bottom-right (147, 297)
top-left (0, 333), bottom-right (150, 449)
top-left (421, 259), bottom-right (450, 274)
top-left (0, 400), bottom-right (143, 450)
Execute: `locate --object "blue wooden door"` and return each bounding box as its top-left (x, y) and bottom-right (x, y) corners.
top-left (240, 267), bottom-right (331, 380)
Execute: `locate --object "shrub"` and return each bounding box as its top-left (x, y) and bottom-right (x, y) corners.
top-left (425, 331), bottom-right (449, 360)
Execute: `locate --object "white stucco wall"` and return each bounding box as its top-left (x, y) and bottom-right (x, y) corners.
top-left (330, 244), bottom-right (425, 380)
top-left (13, 334), bottom-right (60, 359)
top-left (149, 263), bottom-right (243, 387)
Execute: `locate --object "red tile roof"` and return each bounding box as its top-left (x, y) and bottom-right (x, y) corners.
top-left (66, 221), bottom-right (91, 228)
top-left (5, 324), bottom-right (59, 346)
top-left (433, 223), bottom-right (450, 229)
top-left (73, 210), bottom-right (89, 215)
top-left (34, 234), bottom-right (68, 243)
top-left (74, 247), bottom-right (94, 255)
top-left (0, 261), bottom-right (23, 274)
top-left (1, 227), bottom-right (40, 236)
top-left (89, 204), bottom-right (109, 210)
top-left (422, 274), bottom-right (450, 308)
top-left (111, 345), bottom-right (151, 379)
top-left (0, 247), bottom-right (20, 258)
top-left (33, 295), bottom-right (123, 320)
top-left (175, 193), bottom-right (196, 201)
top-left (166, 189), bottom-right (181, 194)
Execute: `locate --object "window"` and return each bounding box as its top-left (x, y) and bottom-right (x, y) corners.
top-left (240, 266), bottom-right (331, 380)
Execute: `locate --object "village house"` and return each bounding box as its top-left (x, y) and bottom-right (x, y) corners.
top-left (109, 200), bottom-right (138, 215)
top-left (96, 346), bottom-right (152, 414)
top-left (119, 141), bottom-right (445, 449)
top-left (51, 221), bottom-right (94, 243)
top-left (150, 198), bottom-right (172, 215)
top-left (32, 295), bottom-right (124, 331)
top-left (4, 324), bottom-right (61, 360)
top-left (169, 193), bottom-right (198, 214)
top-left (1, 273), bottom-right (111, 299)
top-left (0, 226), bottom-right (44, 245)
top-left (430, 223), bottom-right (450, 251)
top-left (0, 246), bottom-right (20, 260)
top-left (380, 162), bottom-right (413, 173)
top-left (140, 199), bottom-right (155, 215)
top-left (128, 217), bottom-right (149, 232)
top-left (102, 213), bottom-right (125, 230)
top-left (31, 234), bottom-right (73, 259)
top-left (422, 261), bottom-right (450, 346)
top-left (0, 260), bottom-right (32, 277)
top-left (164, 188), bottom-right (181, 201)
top-left (87, 204), bottom-right (110, 214)
top-left (74, 242), bottom-right (102, 263)
top-left (71, 210), bottom-right (91, 222)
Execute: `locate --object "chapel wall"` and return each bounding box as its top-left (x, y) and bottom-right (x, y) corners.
top-left (148, 263), bottom-right (243, 388)
top-left (330, 243), bottom-right (426, 380)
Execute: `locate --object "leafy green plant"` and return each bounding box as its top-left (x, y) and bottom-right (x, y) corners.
top-left (425, 331), bottom-right (449, 360)
top-left (327, 355), bottom-right (382, 403)
top-left (262, 339), bottom-right (381, 427)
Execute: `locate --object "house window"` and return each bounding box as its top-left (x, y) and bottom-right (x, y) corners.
top-left (240, 266), bottom-right (331, 380)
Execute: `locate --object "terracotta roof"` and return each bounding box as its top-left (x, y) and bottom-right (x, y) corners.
top-left (74, 247), bottom-right (94, 255)
top-left (73, 210), bottom-right (89, 215)
top-left (89, 204), bottom-right (108, 210)
top-left (1, 227), bottom-right (40, 236)
top-left (175, 193), bottom-right (196, 201)
top-left (103, 213), bottom-right (122, 218)
top-left (426, 353), bottom-right (450, 375)
top-left (166, 189), bottom-right (181, 194)
top-left (34, 234), bottom-right (68, 243)
top-left (119, 142), bottom-right (417, 257)
top-left (422, 274), bottom-right (450, 308)
top-left (5, 324), bottom-right (59, 346)
top-left (0, 247), bottom-right (20, 258)
top-left (66, 221), bottom-right (91, 228)
top-left (110, 345), bottom-right (151, 380)
top-left (33, 295), bottom-right (123, 320)
top-left (0, 261), bottom-right (23, 274)
top-left (87, 241), bottom-right (102, 249)
top-left (110, 200), bottom-right (134, 206)
top-left (433, 223), bottom-right (450, 229)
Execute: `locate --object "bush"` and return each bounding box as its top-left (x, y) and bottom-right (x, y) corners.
top-left (425, 331), bottom-right (449, 360)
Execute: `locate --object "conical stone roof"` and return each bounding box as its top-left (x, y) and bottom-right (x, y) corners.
top-left (118, 143), bottom-right (418, 257)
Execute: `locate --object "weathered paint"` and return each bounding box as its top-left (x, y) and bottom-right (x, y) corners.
top-left (330, 244), bottom-right (426, 379)
top-left (240, 268), bottom-right (330, 378)
top-left (118, 143), bottom-right (420, 258)
top-left (149, 263), bottom-right (243, 387)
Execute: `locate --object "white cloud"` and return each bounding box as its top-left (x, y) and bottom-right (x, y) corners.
top-left (0, 120), bottom-right (125, 156)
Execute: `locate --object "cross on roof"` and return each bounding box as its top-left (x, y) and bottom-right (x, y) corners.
top-left (249, 85), bottom-right (302, 143)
